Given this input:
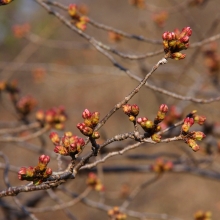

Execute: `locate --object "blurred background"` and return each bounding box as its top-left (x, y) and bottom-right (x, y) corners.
top-left (0, 0), bottom-right (220, 219)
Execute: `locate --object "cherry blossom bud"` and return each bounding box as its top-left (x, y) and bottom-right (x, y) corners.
top-left (187, 139), bottom-right (200, 152)
top-left (39, 155), bottom-right (50, 165)
top-left (82, 109), bottom-right (91, 119)
top-left (151, 133), bottom-right (161, 143)
top-left (49, 132), bottom-right (60, 145)
top-left (54, 145), bottom-right (69, 156)
top-left (191, 131), bottom-right (206, 141)
top-left (131, 104), bottom-right (139, 116)
top-left (194, 115), bottom-right (206, 125)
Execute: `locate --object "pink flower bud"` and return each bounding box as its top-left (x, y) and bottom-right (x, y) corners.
top-left (82, 109), bottom-right (91, 119)
top-left (45, 167), bottom-right (52, 176)
top-left (39, 155), bottom-right (50, 165)
top-left (182, 26), bottom-right (192, 36)
top-left (184, 117), bottom-right (194, 126)
top-left (160, 104), bottom-right (168, 113)
top-left (162, 32), bottom-right (169, 40)
top-left (180, 35), bottom-right (189, 43)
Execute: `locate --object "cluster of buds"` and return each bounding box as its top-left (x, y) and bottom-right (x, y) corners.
top-left (152, 11), bottom-right (168, 28)
top-left (18, 155), bottom-right (52, 185)
top-left (182, 111), bottom-right (206, 152)
top-left (50, 131), bottom-right (85, 157)
top-left (77, 109), bottom-right (100, 139)
top-left (137, 104), bottom-right (169, 143)
top-left (151, 158), bottom-right (173, 173)
top-left (108, 31), bottom-right (123, 43)
top-left (16, 95), bottom-right (37, 116)
top-left (36, 106), bottom-right (67, 130)
top-left (194, 210), bottom-right (212, 220)
top-left (162, 27), bottom-right (192, 60)
top-left (122, 104), bottom-right (139, 122)
top-left (0, 0), bottom-right (12, 5)
top-left (203, 43), bottom-right (220, 76)
top-left (12, 23), bottom-right (30, 38)
top-left (68, 4), bottom-right (89, 31)
top-left (129, 0), bottom-right (146, 9)
top-left (86, 172), bottom-right (104, 192)
top-left (108, 207), bottom-right (127, 220)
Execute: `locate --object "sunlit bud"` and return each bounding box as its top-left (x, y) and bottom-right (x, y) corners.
top-left (80, 16), bottom-right (89, 23)
top-left (151, 133), bottom-right (161, 143)
top-left (95, 182), bottom-right (105, 192)
top-left (26, 166), bottom-right (35, 178)
top-left (122, 104), bottom-right (131, 115)
top-left (171, 52), bottom-right (186, 60)
top-left (64, 131), bottom-right (73, 137)
top-left (156, 125), bottom-right (161, 132)
top-left (62, 135), bottom-right (70, 148)
top-left (84, 119), bottom-right (92, 127)
top-left (0, 0), bottom-right (12, 5)
top-left (145, 120), bottom-right (154, 129)
top-left (191, 131), bottom-right (206, 141)
top-left (54, 145), bottom-right (69, 156)
top-left (168, 40), bottom-right (177, 47)
top-left (49, 132), bottom-right (60, 145)
top-left (129, 115), bottom-right (136, 122)
top-left (187, 139), bottom-right (200, 152)
top-left (91, 112), bottom-right (100, 126)
top-left (68, 4), bottom-right (78, 17)
top-left (193, 115), bottom-right (206, 125)
top-left (163, 40), bottom-right (169, 49)
top-left (76, 22), bottom-right (87, 31)
top-left (92, 131), bottom-right (100, 139)
top-left (35, 109), bottom-right (45, 122)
